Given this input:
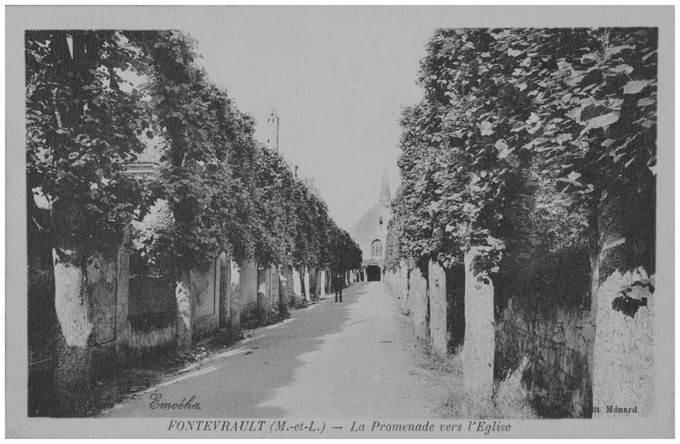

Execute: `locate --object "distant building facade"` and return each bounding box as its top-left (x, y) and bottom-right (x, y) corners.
top-left (348, 168), bottom-right (392, 281)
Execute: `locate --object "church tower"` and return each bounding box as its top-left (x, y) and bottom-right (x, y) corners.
top-left (348, 165), bottom-right (393, 282)
top-left (266, 108), bottom-right (280, 152)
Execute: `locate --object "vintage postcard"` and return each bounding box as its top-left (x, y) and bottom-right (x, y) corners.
top-left (6, 5), bottom-right (674, 438)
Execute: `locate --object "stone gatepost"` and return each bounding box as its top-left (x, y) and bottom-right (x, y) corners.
top-left (292, 266), bottom-right (302, 297)
top-left (410, 266), bottom-right (429, 341)
top-left (229, 261), bottom-right (241, 332)
top-left (428, 260), bottom-right (448, 356)
top-left (319, 270), bottom-right (327, 296)
top-left (462, 248), bottom-right (495, 401)
top-left (312, 268), bottom-right (322, 299)
top-left (303, 268), bottom-right (310, 301)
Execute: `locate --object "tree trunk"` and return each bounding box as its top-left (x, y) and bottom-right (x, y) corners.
top-left (591, 195), bottom-right (654, 417)
top-left (428, 260), bottom-right (448, 357)
top-left (300, 266), bottom-right (307, 301)
top-left (218, 252), bottom-right (231, 329)
top-left (462, 248), bottom-right (495, 403)
top-left (52, 249), bottom-right (94, 414)
top-left (410, 265), bottom-right (429, 341)
top-left (175, 269), bottom-right (193, 354)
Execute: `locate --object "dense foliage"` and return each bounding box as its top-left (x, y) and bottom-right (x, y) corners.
top-left (386, 28), bottom-right (657, 275)
top-left (26, 31), bottom-right (152, 259)
top-left (26, 30), bottom-right (361, 275)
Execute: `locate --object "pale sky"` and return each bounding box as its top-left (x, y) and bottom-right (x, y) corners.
top-left (179, 7), bottom-right (451, 229)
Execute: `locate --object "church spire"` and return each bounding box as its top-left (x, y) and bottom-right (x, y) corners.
top-left (379, 165), bottom-right (391, 203)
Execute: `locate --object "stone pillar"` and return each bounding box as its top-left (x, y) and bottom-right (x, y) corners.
top-left (293, 267), bottom-right (302, 297)
top-left (429, 260), bottom-right (448, 356)
top-left (319, 270), bottom-right (326, 296)
top-left (410, 266), bottom-right (429, 341)
top-left (462, 248), bottom-right (495, 401)
top-left (229, 261), bottom-right (241, 332)
top-left (317, 269), bottom-right (323, 298)
top-left (303, 268), bottom-right (310, 301)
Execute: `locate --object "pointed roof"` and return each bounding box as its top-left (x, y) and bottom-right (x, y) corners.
top-left (379, 166), bottom-right (391, 203)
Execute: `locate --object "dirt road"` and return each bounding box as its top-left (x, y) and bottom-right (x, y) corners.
top-left (104, 282), bottom-right (449, 418)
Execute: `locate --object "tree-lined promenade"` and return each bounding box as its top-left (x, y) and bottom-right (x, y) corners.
top-left (24, 26), bottom-right (659, 421)
top-left (385, 28), bottom-right (657, 418)
top-left (26, 30), bottom-right (361, 416)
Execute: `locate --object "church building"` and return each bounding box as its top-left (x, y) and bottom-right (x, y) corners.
top-left (348, 168), bottom-right (392, 281)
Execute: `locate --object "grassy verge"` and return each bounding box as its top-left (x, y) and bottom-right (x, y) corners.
top-left (69, 329), bottom-right (243, 417)
top-left (416, 339), bottom-right (538, 419)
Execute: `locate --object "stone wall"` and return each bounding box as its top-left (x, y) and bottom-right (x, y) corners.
top-left (382, 176), bottom-right (656, 421)
top-left (496, 296), bottom-right (594, 418)
top-left (129, 323), bottom-right (175, 359)
top-left (384, 266), bottom-right (408, 311)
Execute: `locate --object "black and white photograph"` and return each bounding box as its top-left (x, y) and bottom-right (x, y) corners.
top-left (6, 4), bottom-right (674, 439)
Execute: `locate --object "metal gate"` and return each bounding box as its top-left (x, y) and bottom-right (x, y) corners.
top-left (128, 254), bottom-right (176, 326)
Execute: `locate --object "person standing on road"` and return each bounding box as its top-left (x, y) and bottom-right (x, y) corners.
top-left (335, 270), bottom-right (343, 303)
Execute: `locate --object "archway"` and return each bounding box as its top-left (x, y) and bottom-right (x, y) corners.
top-left (366, 265), bottom-right (381, 282)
